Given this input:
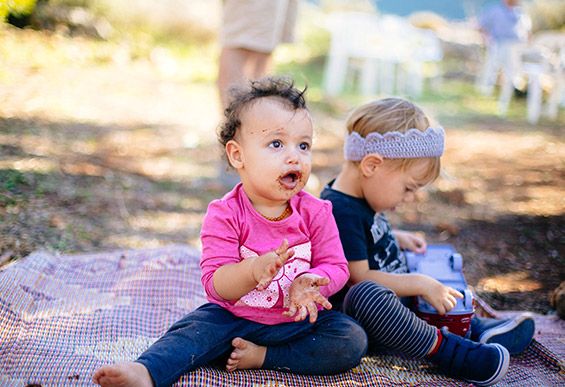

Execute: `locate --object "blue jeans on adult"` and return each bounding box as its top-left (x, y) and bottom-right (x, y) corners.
top-left (136, 303), bottom-right (368, 387)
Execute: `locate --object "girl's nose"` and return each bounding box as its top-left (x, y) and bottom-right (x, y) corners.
top-left (285, 148), bottom-right (300, 164)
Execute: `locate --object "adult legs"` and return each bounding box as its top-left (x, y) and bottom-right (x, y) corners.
top-left (217, 47), bottom-right (272, 109)
top-left (498, 42), bottom-right (521, 115)
top-left (216, 46), bottom-right (271, 189)
top-left (476, 43), bottom-right (501, 96)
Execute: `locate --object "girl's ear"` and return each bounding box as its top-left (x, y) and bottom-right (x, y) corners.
top-left (359, 153), bottom-right (384, 177)
top-left (225, 140), bottom-right (243, 169)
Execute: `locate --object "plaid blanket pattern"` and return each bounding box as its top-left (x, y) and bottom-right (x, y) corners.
top-left (0, 245), bottom-right (563, 386)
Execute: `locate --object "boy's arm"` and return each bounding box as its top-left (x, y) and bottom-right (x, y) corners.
top-left (348, 260), bottom-right (463, 314)
top-left (392, 230), bottom-right (427, 253)
top-left (349, 259), bottom-right (428, 297)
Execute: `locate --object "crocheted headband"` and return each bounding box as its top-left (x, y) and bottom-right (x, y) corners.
top-left (344, 127), bottom-right (445, 160)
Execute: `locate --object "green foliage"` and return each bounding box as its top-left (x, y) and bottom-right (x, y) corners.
top-left (1, 169), bottom-right (28, 193)
top-left (93, 0), bottom-right (217, 48)
top-left (0, 169), bottom-right (28, 207)
top-left (1, 0), bottom-right (37, 21)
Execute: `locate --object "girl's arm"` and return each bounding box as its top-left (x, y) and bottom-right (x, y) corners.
top-left (201, 200), bottom-right (293, 302)
top-left (213, 240), bottom-right (294, 300)
top-left (348, 260), bottom-right (463, 315)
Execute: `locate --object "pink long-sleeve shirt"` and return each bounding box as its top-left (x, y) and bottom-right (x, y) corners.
top-left (200, 183), bottom-right (349, 325)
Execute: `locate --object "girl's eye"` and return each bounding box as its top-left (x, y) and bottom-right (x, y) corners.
top-left (270, 140), bottom-right (282, 148)
top-left (299, 142), bottom-right (311, 151)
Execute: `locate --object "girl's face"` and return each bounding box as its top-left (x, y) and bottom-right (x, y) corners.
top-left (361, 159), bottom-right (432, 213)
top-left (227, 98), bottom-right (313, 208)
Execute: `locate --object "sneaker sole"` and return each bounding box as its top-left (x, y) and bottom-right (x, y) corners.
top-left (467, 344), bottom-right (510, 386)
top-left (479, 313), bottom-right (535, 355)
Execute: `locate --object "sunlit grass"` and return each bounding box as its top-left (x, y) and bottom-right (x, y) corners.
top-left (478, 271), bottom-right (543, 293)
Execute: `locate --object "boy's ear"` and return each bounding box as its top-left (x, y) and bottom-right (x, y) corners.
top-left (225, 139), bottom-right (243, 169)
top-left (359, 153), bottom-right (384, 177)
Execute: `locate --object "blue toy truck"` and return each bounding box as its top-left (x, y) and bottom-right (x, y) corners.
top-left (406, 244), bottom-right (474, 337)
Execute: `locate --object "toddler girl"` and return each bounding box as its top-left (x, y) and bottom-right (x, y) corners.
top-left (92, 77), bottom-right (367, 387)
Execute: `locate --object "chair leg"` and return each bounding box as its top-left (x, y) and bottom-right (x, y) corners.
top-left (526, 65), bottom-right (543, 124)
top-left (498, 76), bottom-right (514, 116)
top-left (324, 53), bottom-right (349, 96)
top-left (546, 72), bottom-right (564, 120)
top-left (360, 58), bottom-right (378, 96)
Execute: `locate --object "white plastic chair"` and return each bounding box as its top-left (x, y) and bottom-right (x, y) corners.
top-left (323, 12), bottom-right (381, 96)
top-left (323, 13), bottom-right (443, 97)
top-left (401, 28), bottom-right (444, 97)
top-left (507, 32), bottom-right (565, 124)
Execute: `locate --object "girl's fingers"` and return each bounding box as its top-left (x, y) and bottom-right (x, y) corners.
top-left (280, 248), bottom-right (294, 263)
top-left (313, 276), bottom-right (330, 287)
top-left (306, 302), bottom-right (318, 323)
top-left (275, 239), bottom-right (289, 255)
top-left (283, 303), bottom-right (297, 317)
top-left (299, 305), bottom-right (308, 321)
top-left (316, 295), bottom-right (332, 310)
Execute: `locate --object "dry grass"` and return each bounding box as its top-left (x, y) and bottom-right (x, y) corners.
top-left (1, 25), bottom-right (563, 314)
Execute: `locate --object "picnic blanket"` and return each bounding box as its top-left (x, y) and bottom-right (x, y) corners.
top-left (0, 245), bottom-right (563, 386)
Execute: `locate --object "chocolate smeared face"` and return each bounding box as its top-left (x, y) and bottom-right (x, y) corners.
top-left (278, 170), bottom-right (303, 191)
top-left (230, 97), bottom-right (313, 207)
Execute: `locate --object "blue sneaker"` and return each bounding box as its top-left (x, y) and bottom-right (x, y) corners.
top-left (471, 313), bottom-right (535, 355)
top-left (430, 327), bottom-right (510, 386)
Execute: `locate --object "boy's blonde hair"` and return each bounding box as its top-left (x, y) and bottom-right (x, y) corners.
top-left (346, 98), bottom-right (441, 184)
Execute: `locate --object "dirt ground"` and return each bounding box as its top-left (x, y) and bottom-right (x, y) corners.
top-left (1, 27), bottom-right (563, 315)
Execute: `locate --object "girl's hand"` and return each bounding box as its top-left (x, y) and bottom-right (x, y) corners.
top-left (253, 239), bottom-right (294, 291)
top-left (283, 274), bottom-right (332, 323)
top-left (394, 230), bottom-right (427, 254)
top-left (417, 274), bottom-right (463, 315)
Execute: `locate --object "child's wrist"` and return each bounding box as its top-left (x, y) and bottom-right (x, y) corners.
top-left (248, 256), bottom-right (262, 284)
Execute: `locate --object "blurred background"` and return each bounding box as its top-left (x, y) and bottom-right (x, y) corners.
top-left (0, 0), bottom-right (563, 314)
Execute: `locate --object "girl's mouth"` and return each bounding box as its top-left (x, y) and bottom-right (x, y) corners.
top-left (279, 171), bottom-right (302, 190)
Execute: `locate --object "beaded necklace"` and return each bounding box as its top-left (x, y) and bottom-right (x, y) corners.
top-left (262, 204), bottom-right (292, 222)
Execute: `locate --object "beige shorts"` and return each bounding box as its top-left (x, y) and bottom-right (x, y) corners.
top-left (220, 0), bottom-right (298, 53)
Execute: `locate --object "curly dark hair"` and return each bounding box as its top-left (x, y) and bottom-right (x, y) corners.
top-left (218, 77), bottom-right (308, 148)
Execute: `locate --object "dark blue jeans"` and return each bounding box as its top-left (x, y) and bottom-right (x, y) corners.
top-left (136, 303), bottom-right (368, 387)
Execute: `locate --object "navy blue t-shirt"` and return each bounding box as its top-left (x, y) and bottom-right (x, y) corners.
top-left (321, 180), bottom-right (407, 306)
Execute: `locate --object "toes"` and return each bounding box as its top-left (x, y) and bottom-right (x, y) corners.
top-left (227, 357), bottom-right (238, 365)
top-left (226, 357), bottom-right (239, 372)
top-left (231, 337), bottom-right (247, 350)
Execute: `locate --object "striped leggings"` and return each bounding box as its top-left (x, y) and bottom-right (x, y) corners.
top-left (343, 281), bottom-right (437, 358)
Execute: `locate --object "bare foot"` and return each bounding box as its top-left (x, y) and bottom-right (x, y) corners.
top-left (92, 362), bottom-right (153, 387)
top-left (226, 337), bottom-right (266, 372)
